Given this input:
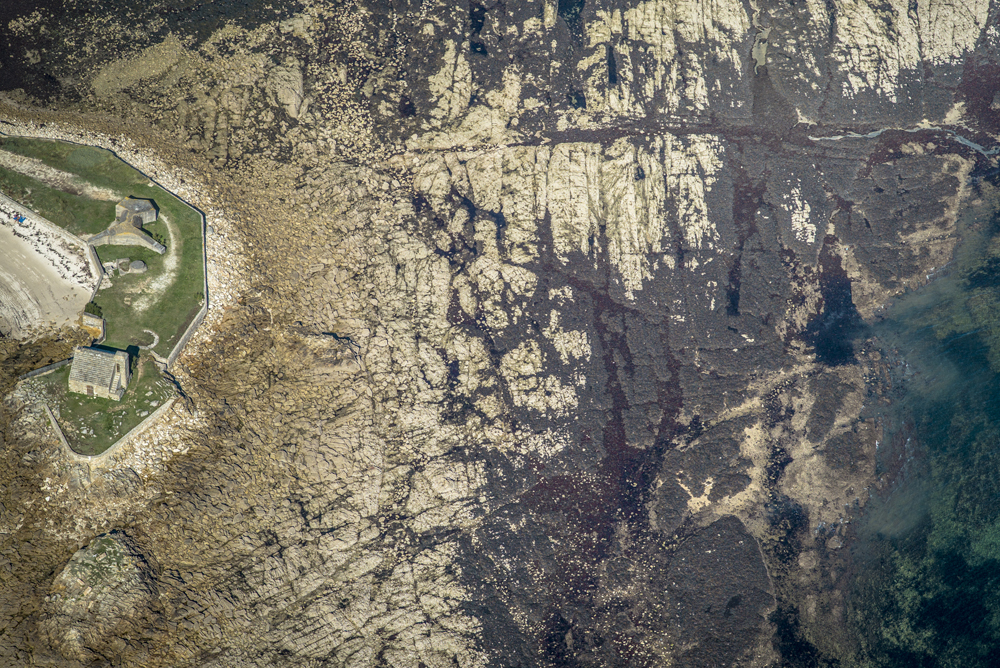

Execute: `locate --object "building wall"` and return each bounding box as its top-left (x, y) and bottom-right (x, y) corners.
top-left (68, 377), bottom-right (119, 401)
top-left (90, 230), bottom-right (166, 254)
top-left (68, 352), bottom-right (128, 401)
top-left (115, 205), bottom-right (156, 225)
top-left (81, 313), bottom-right (105, 342)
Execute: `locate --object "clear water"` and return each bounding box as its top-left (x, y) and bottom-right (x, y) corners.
top-left (848, 193), bottom-right (1000, 666)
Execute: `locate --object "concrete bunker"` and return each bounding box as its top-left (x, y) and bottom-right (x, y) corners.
top-left (89, 197), bottom-right (165, 255)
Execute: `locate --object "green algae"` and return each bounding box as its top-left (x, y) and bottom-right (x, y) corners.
top-left (846, 190), bottom-right (1000, 666)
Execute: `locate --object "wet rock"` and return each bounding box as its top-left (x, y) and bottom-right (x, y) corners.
top-left (0, 0), bottom-right (996, 666)
top-left (668, 516), bottom-right (775, 666)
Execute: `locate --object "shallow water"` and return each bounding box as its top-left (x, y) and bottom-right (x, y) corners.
top-left (848, 193), bottom-right (1000, 666)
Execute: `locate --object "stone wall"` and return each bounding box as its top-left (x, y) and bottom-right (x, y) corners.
top-left (165, 206), bottom-right (208, 369)
top-left (0, 125), bottom-right (212, 370)
top-left (54, 396), bottom-right (179, 465)
top-left (166, 303), bottom-right (207, 368)
top-left (89, 227), bottom-right (166, 254)
top-left (18, 357), bottom-right (72, 381)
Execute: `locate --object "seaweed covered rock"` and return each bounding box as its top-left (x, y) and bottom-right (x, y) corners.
top-left (40, 530), bottom-right (157, 662)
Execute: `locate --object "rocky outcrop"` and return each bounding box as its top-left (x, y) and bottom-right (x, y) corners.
top-left (0, 0), bottom-right (998, 666)
top-left (39, 531), bottom-right (158, 663)
top-left (267, 58), bottom-right (308, 120)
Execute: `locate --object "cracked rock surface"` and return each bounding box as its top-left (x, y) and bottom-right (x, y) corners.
top-left (0, 0), bottom-right (999, 665)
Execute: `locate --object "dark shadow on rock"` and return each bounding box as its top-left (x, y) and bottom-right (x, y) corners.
top-left (805, 237), bottom-right (867, 366)
top-left (670, 516), bottom-right (775, 667)
top-left (752, 71), bottom-right (797, 136)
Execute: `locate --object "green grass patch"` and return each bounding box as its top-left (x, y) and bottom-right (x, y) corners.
top-left (0, 136), bottom-right (205, 356)
top-left (0, 137), bottom-right (150, 192)
top-left (0, 164), bottom-right (115, 235)
top-left (91, 233), bottom-right (205, 356)
top-left (35, 355), bottom-right (176, 456)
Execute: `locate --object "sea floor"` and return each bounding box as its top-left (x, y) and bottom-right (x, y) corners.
top-left (846, 193), bottom-right (1000, 666)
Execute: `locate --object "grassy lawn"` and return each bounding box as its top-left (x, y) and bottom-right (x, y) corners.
top-left (0, 164), bottom-right (115, 235)
top-left (92, 220), bottom-right (205, 356)
top-left (0, 136), bottom-right (205, 357)
top-left (35, 355), bottom-right (176, 456)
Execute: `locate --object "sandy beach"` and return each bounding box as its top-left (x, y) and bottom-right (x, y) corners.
top-left (0, 196), bottom-right (98, 337)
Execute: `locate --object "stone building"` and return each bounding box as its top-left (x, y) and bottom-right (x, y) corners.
top-left (68, 347), bottom-right (131, 400)
top-left (89, 197), bottom-right (165, 255)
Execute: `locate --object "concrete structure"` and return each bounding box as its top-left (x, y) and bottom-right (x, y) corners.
top-left (68, 346), bottom-right (131, 400)
top-left (115, 198), bottom-right (156, 226)
top-left (80, 313), bottom-right (105, 342)
top-left (0, 124), bottom-right (210, 372)
top-left (89, 197), bottom-right (165, 255)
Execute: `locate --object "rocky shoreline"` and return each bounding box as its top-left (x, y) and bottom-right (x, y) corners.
top-left (0, 0), bottom-right (999, 665)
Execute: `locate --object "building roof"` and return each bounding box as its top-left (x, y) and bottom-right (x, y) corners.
top-left (69, 347), bottom-right (123, 388)
top-left (117, 198), bottom-right (155, 212)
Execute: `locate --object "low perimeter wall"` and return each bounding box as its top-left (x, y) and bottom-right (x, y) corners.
top-left (54, 396), bottom-right (179, 465)
top-left (18, 357), bottom-right (72, 381)
top-left (0, 132), bottom-right (210, 369)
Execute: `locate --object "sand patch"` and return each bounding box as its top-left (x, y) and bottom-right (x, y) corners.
top-left (0, 201), bottom-right (96, 338)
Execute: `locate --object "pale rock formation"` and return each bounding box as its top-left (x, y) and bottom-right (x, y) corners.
top-left (40, 531), bottom-right (157, 663)
top-left (581, 0), bottom-right (751, 118)
top-left (91, 34), bottom-right (188, 99)
top-left (547, 142), bottom-right (603, 258)
top-left (426, 39), bottom-right (471, 126)
top-left (543, 308), bottom-right (591, 366)
top-left (500, 339), bottom-right (579, 414)
top-left (267, 59), bottom-right (308, 120)
top-left (826, 0), bottom-right (988, 100)
top-left (917, 0), bottom-right (991, 64)
top-left (407, 105), bottom-right (525, 152)
top-left (766, 0), bottom-right (989, 124)
top-left (833, 0), bottom-right (921, 102)
top-left (1, 0), bottom-right (998, 665)
top-left (418, 133), bottom-right (723, 300)
top-left (787, 185), bottom-right (816, 245)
